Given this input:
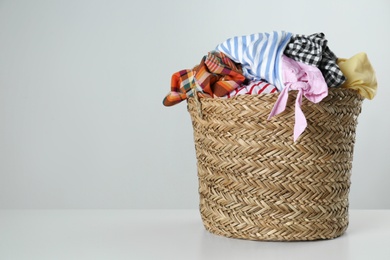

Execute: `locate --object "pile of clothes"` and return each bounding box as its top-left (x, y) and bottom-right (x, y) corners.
top-left (163, 31), bottom-right (377, 141)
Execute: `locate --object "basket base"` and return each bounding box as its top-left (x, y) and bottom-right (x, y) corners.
top-left (199, 206), bottom-right (348, 241)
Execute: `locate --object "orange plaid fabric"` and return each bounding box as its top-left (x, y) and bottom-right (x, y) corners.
top-left (163, 52), bottom-right (245, 106)
top-left (162, 69), bottom-right (197, 107)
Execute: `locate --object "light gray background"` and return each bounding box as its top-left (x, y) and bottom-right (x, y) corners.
top-left (0, 0), bottom-right (389, 209)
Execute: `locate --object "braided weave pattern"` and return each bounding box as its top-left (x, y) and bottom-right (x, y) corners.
top-left (187, 88), bottom-right (363, 241)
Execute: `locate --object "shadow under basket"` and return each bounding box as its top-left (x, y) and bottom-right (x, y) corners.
top-left (187, 88), bottom-right (364, 241)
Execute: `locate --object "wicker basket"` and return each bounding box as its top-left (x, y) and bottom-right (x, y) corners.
top-left (187, 88), bottom-right (364, 241)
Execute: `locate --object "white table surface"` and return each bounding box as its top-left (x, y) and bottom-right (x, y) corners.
top-left (0, 209), bottom-right (389, 260)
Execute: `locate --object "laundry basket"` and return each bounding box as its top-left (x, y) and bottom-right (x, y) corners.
top-left (187, 88), bottom-right (364, 241)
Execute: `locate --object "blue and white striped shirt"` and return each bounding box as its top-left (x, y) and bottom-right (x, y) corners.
top-left (215, 31), bottom-right (292, 91)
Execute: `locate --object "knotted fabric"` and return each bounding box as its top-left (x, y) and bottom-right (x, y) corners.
top-left (268, 55), bottom-right (328, 141)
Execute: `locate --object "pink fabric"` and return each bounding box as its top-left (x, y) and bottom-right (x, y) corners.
top-left (268, 55), bottom-right (328, 142)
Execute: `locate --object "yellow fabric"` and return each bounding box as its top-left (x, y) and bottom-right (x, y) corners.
top-left (338, 52), bottom-right (377, 100)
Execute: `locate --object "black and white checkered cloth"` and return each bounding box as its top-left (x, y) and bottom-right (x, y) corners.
top-left (284, 33), bottom-right (346, 88)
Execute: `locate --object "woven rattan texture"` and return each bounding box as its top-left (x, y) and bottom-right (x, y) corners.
top-left (187, 88), bottom-right (364, 241)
